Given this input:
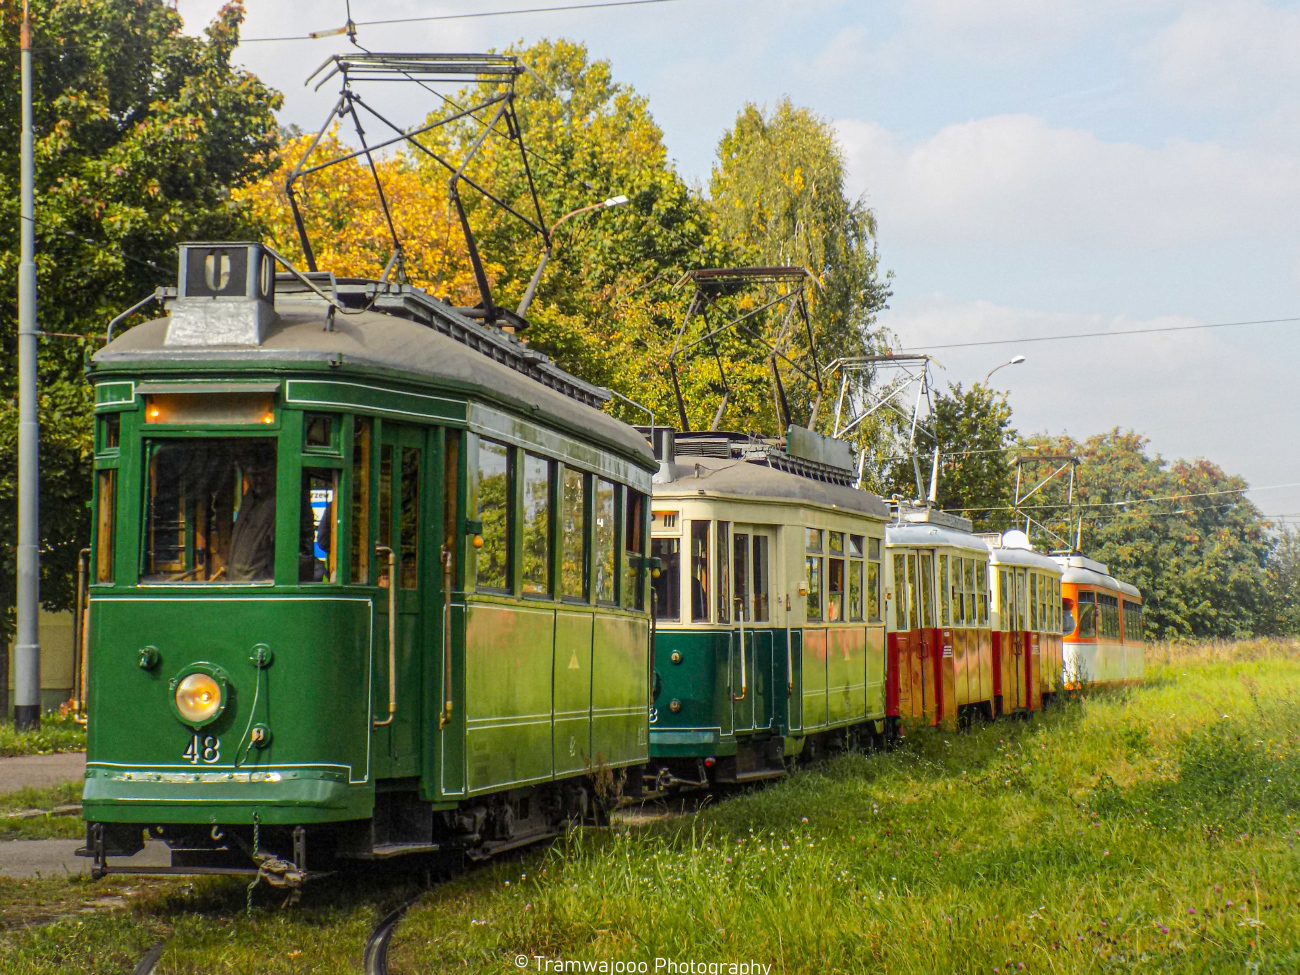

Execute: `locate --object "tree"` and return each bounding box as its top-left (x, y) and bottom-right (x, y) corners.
top-left (931, 384), bottom-right (1015, 531)
top-left (1016, 430), bottom-right (1274, 639)
top-left (0, 1), bottom-right (281, 658)
top-left (708, 99), bottom-right (892, 430)
top-left (1263, 527), bottom-right (1300, 635)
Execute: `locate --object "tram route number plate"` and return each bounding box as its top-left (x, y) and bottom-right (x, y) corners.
top-left (183, 734), bottom-right (221, 765)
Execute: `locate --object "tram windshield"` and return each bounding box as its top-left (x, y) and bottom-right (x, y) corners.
top-left (143, 438), bottom-right (277, 584)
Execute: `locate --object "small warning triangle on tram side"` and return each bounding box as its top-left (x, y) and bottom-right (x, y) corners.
top-left (568, 650), bottom-right (580, 670)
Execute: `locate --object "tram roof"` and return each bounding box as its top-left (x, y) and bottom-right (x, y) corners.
top-left (653, 455), bottom-right (889, 519)
top-left (93, 300), bottom-right (656, 469)
top-left (1056, 560), bottom-right (1142, 599)
top-left (984, 542), bottom-right (1062, 573)
top-left (885, 522), bottom-right (990, 554)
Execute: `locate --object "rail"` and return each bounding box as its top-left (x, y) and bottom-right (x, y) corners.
top-left (373, 546), bottom-right (398, 728)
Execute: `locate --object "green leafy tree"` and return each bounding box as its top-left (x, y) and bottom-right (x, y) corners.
top-left (1263, 527), bottom-right (1300, 634)
top-left (1017, 430), bottom-right (1273, 639)
top-left (0, 1), bottom-right (281, 661)
top-left (933, 384), bottom-right (1015, 531)
top-left (708, 99), bottom-right (892, 431)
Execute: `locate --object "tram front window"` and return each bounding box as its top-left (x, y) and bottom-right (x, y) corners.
top-left (143, 438), bottom-right (277, 583)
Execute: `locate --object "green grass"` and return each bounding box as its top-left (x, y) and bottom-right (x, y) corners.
top-left (0, 713), bottom-right (86, 757)
top-left (0, 782), bottom-right (84, 840)
top-left (4, 645), bottom-right (1300, 974)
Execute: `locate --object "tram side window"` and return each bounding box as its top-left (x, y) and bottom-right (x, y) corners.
top-left (752, 535), bottom-right (770, 622)
top-left (399, 448), bottom-right (420, 589)
top-left (937, 554), bottom-right (950, 626)
top-left (977, 561), bottom-right (988, 626)
top-left (848, 534), bottom-right (864, 622)
top-left (691, 520), bottom-right (710, 621)
top-left (1015, 571), bottom-right (1028, 631)
top-left (94, 469), bottom-right (116, 584)
top-left (1099, 593), bottom-right (1121, 639)
top-left (143, 438), bottom-right (277, 584)
top-left (475, 439), bottom-right (512, 593)
top-left (595, 479), bottom-right (617, 604)
top-left (623, 488), bottom-right (645, 610)
top-left (805, 529), bottom-right (823, 622)
top-left (892, 553), bottom-right (908, 631)
top-left (1077, 591), bottom-right (1097, 638)
top-left (1123, 599), bottom-right (1142, 641)
top-left (952, 557), bottom-right (965, 626)
top-left (299, 469), bottom-right (339, 583)
top-left (521, 453), bottom-right (552, 597)
top-left (906, 554), bottom-right (920, 631)
top-left (827, 531), bottom-right (845, 622)
top-left (350, 418), bottom-right (372, 585)
top-left (561, 466), bottom-right (588, 601)
top-left (965, 558), bottom-right (978, 627)
top-left (867, 538), bottom-right (882, 623)
top-left (918, 553), bottom-right (935, 628)
top-left (1029, 573), bottom-right (1039, 631)
top-left (651, 537), bottom-right (680, 619)
top-left (998, 570), bottom-right (1009, 631)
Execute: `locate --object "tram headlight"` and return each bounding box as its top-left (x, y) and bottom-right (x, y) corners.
top-left (174, 672), bottom-right (224, 726)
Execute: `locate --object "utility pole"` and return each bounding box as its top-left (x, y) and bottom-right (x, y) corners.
top-left (14, 0), bottom-right (41, 730)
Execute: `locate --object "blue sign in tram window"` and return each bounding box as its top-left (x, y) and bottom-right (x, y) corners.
top-left (310, 488), bottom-right (332, 559)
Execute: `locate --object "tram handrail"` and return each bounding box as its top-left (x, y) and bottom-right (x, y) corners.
top-left (74, 548), bottom-right (90, 723)
top-left (373, 546), bottom-right (398, 729)
top-left (733, 603), bottom-right (747, 702)
top-left (438, 546), bottom-right (454, 729)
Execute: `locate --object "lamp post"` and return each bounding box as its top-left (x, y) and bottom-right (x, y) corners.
top-left (515, 195), bottom-right (629, 320)
top-left (983, 354), bottom-right (1026, 386)
top-left (14, 0), bottom-right (41, 729)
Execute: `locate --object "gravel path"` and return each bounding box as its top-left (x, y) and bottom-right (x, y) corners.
top-left (0, 752), bottom-right (86, 796)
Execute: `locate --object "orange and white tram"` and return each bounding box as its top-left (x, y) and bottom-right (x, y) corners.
top-left (1055, 555), bottom-right (1145, 687)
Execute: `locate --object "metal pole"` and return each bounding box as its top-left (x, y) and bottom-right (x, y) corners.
top-left (14, 0), bottom-right (41, 730)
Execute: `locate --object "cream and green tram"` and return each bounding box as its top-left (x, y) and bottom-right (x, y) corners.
top-left (646, 430), bottom-right (889, 784)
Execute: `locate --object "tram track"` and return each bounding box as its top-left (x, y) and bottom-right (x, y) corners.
top-left (131, 941), bottom-right (167, 975)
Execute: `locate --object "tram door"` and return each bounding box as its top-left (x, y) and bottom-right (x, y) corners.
top-left (730, 527), bottom-right (774, 735)
top-left (1008, 569), bottom-right (1029, 710)
top-left (372, 424), bottom-right (427, 779)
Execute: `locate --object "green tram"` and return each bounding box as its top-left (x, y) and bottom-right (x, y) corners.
top-left (78, 242), bottom-right (657, 878)
top-left (647, 429), bottom-right (891, 785)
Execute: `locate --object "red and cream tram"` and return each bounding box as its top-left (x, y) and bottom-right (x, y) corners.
top-left (987, 531), bottom-right (1064, 714)
top-left (884, 506), bottom-right (994, 731)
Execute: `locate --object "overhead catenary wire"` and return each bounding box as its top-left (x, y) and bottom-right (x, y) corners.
top-left (902, 315), bottom-right (1300, 353)
top-left (242, 0), bottom-right (694, 43)
top-left (951, 479), bottom-right (1300, 515)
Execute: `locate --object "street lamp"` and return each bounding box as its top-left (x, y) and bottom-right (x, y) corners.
top-left (515, 195), bottom-right (629, 320)
top-left (983, 354), bottom-right (1026, 386)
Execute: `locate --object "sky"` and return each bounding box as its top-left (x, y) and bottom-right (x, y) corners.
top-left (176, 0), bottom-right (1300, 526)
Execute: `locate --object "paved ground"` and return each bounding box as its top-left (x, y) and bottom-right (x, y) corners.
top-left (0, 838), bottom-right (172, 878)
top-left (0, 752), bottom-right (85, 795)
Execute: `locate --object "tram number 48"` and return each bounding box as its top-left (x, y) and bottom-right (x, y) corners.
top-left (183, 734), bottom-right (221, 765)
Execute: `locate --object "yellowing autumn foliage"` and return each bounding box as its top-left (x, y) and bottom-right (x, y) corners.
top-left (234, 131), bottom-right (494, 305)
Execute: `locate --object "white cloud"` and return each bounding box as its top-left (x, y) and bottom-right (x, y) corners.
top-left (836, 114), bottom-right (1300, 246)
top-left (1141, 1), bottom-right (1300, 109)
